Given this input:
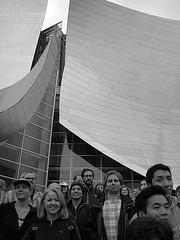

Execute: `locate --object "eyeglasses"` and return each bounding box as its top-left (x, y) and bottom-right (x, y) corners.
top-left (83, 175), bottom-right (93, 178)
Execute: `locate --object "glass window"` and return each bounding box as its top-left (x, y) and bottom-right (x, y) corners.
top-left (0, 158), bottom-right (18, 179)
top-left (51, 133), bottom-right (65, 143)
top-left (6, 132), bottom-right (23, 147)
top-left (46, 84), bottom-right (55, 95)
top-left (21, 151), bottom-right (48, 171)
top-left (50, 144), bottom-right (64, 155)
top-left (25, 123), bottom-right (50, 143)
top-left (0, 144), bottom-right (21, 162)
top-left (42, 93), bottom-right (54, 107)
top-left (49, 156), bottom-right (62, 167)
top-left (23, 136), bottom-right (49, 156)
top-left (49, 75), bottom-right (56, 85)
top-left (36, 102), bottom-right (53, 118)
top-left (30, 113), bottom-right (51, 130)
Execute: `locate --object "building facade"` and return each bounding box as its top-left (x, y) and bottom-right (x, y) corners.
top-left (1, 0), bottom-right (180, 191)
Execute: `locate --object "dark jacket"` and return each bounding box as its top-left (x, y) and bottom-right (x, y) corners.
top-left (100, 197), bottom-right (134, 240)
top-left (67, 200), bottom-right (100, 240)
top-left (82, 185), bottom-right (100, 207)
top-left (22, 217), bottom-right (81, 240)
top-left (0, 201), bottom-right (38, 240)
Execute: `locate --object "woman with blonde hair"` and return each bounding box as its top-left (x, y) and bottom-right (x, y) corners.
top-left (22, 188), bottom-right (81, 240)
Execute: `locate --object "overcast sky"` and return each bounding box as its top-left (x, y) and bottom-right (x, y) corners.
top-left (42, 0), bottom-right (180, 33)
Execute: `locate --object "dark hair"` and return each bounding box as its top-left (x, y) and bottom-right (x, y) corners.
top-left (73, 175), bottom-right (82, 180)
top-left (81, 168), bottom-right (94, 178)
top-left (124, 217), bottom-right (173, 240)
top-left (146, 163), bottom-right (171, 185)
top-left (103, 170), bottom-right (123, 186)
top-left (120, 186), bottom-right (130, 197)
top-left (176, 186), bottom-right (180, 193)
top-left (135, 185), bottom-right (166, 216)
top-left (94, 183), bottom-right (104, 195)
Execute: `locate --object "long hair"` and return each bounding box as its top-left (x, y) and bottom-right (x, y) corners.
top-left (38, 188), bottom-right (69, 219)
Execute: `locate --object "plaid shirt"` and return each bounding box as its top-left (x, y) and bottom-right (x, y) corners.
top-left (103, 198), bottom-right (121, 240)
top-left (0, 189), bottom-right (42, 208)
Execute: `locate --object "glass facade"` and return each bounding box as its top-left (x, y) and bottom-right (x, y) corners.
top-left (0, 22), bottom-right (144, 193)
top-left (0, 23), bottom-right (62, 192)
top-left (48, 93), bottom-right (143, 189)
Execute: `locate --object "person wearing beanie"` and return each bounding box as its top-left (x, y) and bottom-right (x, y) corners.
top-left (67, 181), bottom-right (101, 240)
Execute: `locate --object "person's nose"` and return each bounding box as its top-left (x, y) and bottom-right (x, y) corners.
top-left (163, 178), bottom-right (170, 187)
top-left (160, 207), bottom-right (168, 215)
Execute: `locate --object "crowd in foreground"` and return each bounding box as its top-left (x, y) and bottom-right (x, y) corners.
top-left (0, 163), bottom-right (180, 240)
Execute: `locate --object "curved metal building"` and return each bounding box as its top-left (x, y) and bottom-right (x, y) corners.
top-left (60, 0), bottom-right (180, 187)
top-left (0, 0), bottom-right (47, 89)
top-left (1, 0), bottom-right (180, 190)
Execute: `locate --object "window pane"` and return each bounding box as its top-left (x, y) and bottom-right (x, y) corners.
top-left (0, 144), bottom-right (21, 162)
top-left (42, 93), bottom-right (54, 107)
top-left (46, 84), bottom-right (55, 95)
top-left (30, 113), bottom-right (51, 130)
top-left (6, 132), bottom-right (23, 147)
top-left (0, 158), bottom-right (18, 179)
top-left (25, 123), bottom-right (50, 143)
top-left (36, 102), bottom-right (53, 118)
top-left (21, 151), bottom-right (48, 171)
top-left (23, 136), bottom-right (49, 156)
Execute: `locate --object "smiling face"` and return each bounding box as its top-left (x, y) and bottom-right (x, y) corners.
top-left (140, 194), bottom-right (170, 221)
top-left (70, 185), bottom-right (83, 200)
top-left (151, 170), bottom-right (173, 199)
top-left (43, 191), bottom-right (60, 219)
top-left (140, 180), bottom-right (147, 191)
top-left (15, 183), bottom-right (31, 200)
top-left (121, 187), bottom-right (129, 196)
top-left (106, 174), bottom-right (121, 195)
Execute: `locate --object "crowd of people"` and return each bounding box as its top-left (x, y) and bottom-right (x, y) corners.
top-left (0, 163), bottom-right (180, 239)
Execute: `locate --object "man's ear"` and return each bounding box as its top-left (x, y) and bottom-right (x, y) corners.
top-left (147, 183), bottom-right (151, 187)
top-left (139, 210), bottom-right (146, 217)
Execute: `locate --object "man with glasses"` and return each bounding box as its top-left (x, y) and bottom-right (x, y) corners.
top-left (81, 168), bottom-right (102, 236)
top-left (81, 168), bottom-right (100, 207)
top-left (1, 172), bottom-right (42, 208)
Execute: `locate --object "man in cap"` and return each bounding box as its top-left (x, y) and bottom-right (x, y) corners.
top-left (1, 172), bottom-right (42, 208)
top-left (0, 178), bottom-right (38, 240)
top-left (60, 181), bottom-right (69, 203)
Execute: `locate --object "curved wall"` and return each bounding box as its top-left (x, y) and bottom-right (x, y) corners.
top-left (60, 0), bottom-right (180, 186)
top-left (0, 34), bottom-right (58, 142)
top-left (0, 0), bottom-right (48, 89)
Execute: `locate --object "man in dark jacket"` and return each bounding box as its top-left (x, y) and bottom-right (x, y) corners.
top-left (67, 181), bottom-right (100, 240)
top-left (81, 168), bottom-right (101, 207)
top-left (81, 168), bottom-right (102, 234)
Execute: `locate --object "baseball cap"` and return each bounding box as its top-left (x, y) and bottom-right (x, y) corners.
top-left (13, 178), bottom-right (31, 188)
top-left (60, 182), bottom-right (68, 186)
